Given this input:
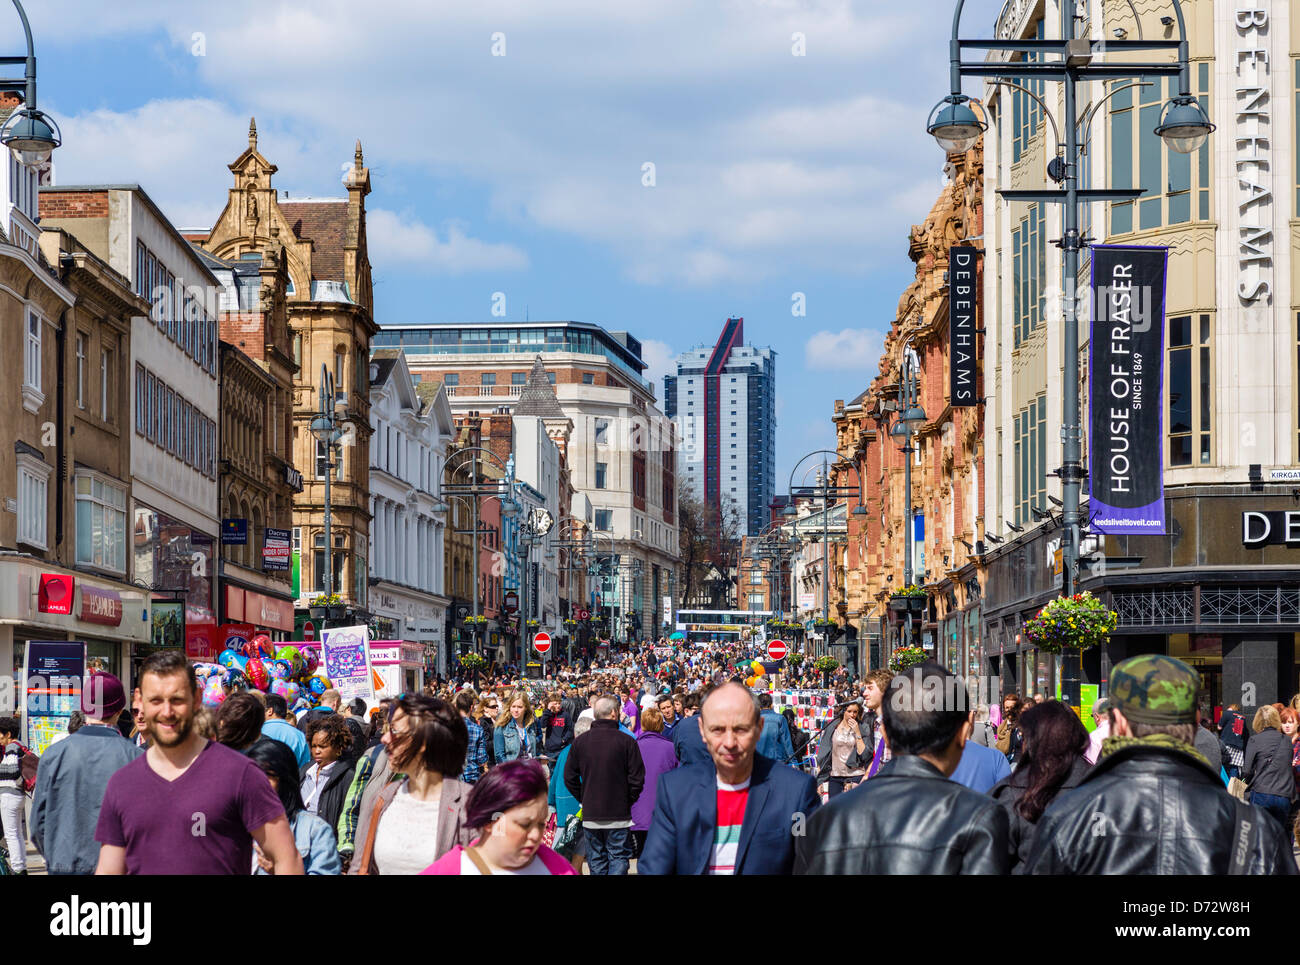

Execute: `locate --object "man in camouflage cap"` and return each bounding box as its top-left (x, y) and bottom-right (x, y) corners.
top-left (1024, 654), bottom-right (1295, 875)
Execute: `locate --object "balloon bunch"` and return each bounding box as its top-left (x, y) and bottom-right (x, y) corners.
top-left (197, 633), bottom-right (330, 715)
top-left (744, 659), bottom-right (766, 689)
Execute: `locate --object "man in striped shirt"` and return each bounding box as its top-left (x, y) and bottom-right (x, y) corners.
top-left (638, 682), bottom-right (821, 876)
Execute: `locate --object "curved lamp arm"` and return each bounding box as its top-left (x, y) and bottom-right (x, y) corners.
top-left (981, 83), bottom-right (1063, 156)
top-left (1079, 82), bottom-right (1153, 153)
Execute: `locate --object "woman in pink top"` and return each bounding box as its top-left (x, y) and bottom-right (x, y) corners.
top-left (423, 760), bottom-right (576, 875)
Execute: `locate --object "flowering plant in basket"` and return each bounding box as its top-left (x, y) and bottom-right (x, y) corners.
top-left (888, 645), bottom-right (928, 672)
top-left (1022, 591), bottom-right (1116, 653)
top-left (813, 655), bottom-right (840, 673)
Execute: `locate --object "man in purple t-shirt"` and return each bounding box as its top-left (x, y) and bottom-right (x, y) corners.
top-left (95, 651), bottom-right (303, 875)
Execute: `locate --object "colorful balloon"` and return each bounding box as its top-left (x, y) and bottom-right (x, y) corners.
top-left (270, 659), bottom-right (292, 681)
top-left (218, 649), bottom-right (242, 670)
top-left (245, 657), bottom-right (269, 690)
top-left (251, 634), bottom-right (275, 658)
top-left (201, 675), bottom-right (227, 708)
top-left (304, 651), bottom-right (320, 675)
top-left (308, 675), bottom-right (327, 697)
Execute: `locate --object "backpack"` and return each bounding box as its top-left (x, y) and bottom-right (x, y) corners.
top-left (16, 743), bottom-right (38, 794)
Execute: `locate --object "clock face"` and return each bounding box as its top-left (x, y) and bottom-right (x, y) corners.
top-left (531, 508), bottom-right (554, 535)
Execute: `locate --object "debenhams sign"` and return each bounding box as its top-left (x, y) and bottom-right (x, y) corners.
top-left (1242, 511), bottom-right (1300, 546)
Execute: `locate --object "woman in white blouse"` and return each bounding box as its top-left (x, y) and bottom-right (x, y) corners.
top-left (351, 695), bottom-right (474, 875)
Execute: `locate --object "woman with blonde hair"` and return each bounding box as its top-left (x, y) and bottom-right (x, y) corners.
top-left (494, 690), bottom-right (537, 763)
top-left (1242, 704), bottom-right (1295, 826)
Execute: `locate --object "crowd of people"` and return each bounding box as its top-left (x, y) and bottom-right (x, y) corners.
top-left (2, 639), bottom-right (1300, 875)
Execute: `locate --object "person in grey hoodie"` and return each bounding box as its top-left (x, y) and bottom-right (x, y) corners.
top-left (31, 671), bottom-right (142, 874)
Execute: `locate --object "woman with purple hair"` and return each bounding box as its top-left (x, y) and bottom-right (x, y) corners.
top-left (422, 760), bottom-right (576, 875)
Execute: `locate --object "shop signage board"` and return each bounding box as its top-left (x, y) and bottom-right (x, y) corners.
top-left (79, 586), bottom-right (122, 627)
top-left (38, 574), bottom-right (74, 615)
top-left (949, 245), bottom-right (979, 406)
top-left (148, 600), bottom-right (185, 653)
top-left (263, 528), bottom-right (291, 571)
top-left (23, 641), bottom-right (85, 755)
top-left (320, 624), bottom-right (376, 706)
top-left (1089, 244), bottom-right (1167, 535)
top-left (1241, 511), bottom-right (1300, 546)
top-left (221, 518), bottom-right (248, 545)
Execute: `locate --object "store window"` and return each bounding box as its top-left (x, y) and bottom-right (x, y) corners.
top-left (1012, 203), bottom-right (1045, 348)
top-left (1110, 68), bottom-right (1212, 234)
top-left (1168, 314), bottom-right (1213, 466)
top-left (1014, 394), bottom-right (1046, 527)
top-left (75, 472), bottom-right (128, 573)
top-left (132, 505), bottom-right (213, 613)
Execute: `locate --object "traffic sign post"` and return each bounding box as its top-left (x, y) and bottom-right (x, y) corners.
top-left (767, 639), bottom-right (787, 661)
top-left (534, 630), bottom-right (551, 679)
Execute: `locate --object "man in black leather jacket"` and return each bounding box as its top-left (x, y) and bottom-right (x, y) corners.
top-left (795, 662), bottom-right (1010, 874)
top-left (1024, 654), bottom-right (1296, 875)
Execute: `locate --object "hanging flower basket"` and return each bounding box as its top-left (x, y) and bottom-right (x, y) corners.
top-left (1023, 591), bottom-right (1117, 654)
top-left (463, 615), bottom-right (488, 627)
top-left (458, 652), bottom-right (487, 671)
top-left (526, 619), bottom-right (540, 629)
top-left (812, 618), bottom-right (837, 630)
top-left (813, 655), bottom-right (840, 673)
top-left (889, 645), bottom-right (928, 673)
top-left (889, 585), bottom-right (928, 613)
top-left (786, 651), bottom-right (807, 667)
top-left (327, 605), bottom-right (347, 621)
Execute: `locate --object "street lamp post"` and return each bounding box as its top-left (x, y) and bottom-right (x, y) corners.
top-left (443, 446), bottom-right (518, 664)
top-left (309, 365), bottom-right (353, 631)
top-left (926, 1), bottom-right (1210, 708)
top-left (784, 449), bottom-right (866, 659)
top-left (888, 343), bottom-right (927, 652)
top-left (0, 0), bottom-right (61, 167)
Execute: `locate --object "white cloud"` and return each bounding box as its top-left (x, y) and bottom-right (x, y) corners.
top-left (367, 210), bottom-right (529, 274)
top-left (804, 328), bottom-right (884, 371)
top-left (35, 0), bottom-right (951, 286)
top-left (639, 338), bottom-right (676, 394)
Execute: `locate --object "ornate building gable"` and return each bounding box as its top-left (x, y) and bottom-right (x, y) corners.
top-left (203, 120), bottom-right (373, 319)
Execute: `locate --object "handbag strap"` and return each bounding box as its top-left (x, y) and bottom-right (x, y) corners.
top-left (464, 845), bottom-right (494, 876)
top-left (357, 789), bottom-right (391, 876)
top-left (1228, 798), bottom-right (1258, 875)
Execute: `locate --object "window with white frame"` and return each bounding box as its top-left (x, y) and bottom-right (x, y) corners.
top-left (24, 308), bottom-right (41, 391)
top-left (16, 453), bottom-right (51, 549)
top-left (76, 334), bottom-right (87, 409)
top-left (75, 472), bottom-right (127, 572)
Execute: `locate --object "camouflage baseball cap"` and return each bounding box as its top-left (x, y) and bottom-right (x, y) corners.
top-left (1108, 654), bottom-right (1199, 725)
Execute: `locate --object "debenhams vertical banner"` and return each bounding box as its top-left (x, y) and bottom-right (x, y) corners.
top-left (1088, 244), bottom-right (1167, 534)
top-left (949, 246), bottom-right (978, 406)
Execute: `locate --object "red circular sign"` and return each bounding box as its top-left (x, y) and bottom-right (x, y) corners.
top-left (533, 631), bottom-right (552, 654)
top-left (302, 621), bottom-right (316, 641)
top-left (767, 639), bottom-right (788, 661)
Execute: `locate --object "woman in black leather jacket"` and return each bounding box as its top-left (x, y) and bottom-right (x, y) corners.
top-left (990, 700), bottom-right (1091, 872)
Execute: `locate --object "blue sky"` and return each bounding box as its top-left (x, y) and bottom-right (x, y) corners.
top-left (22, 0), bottom-right (958, 487)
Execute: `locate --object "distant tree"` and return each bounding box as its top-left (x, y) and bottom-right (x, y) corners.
top-left (677, 482), bottom-right (743, 610)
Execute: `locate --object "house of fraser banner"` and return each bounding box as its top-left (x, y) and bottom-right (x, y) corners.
top-left (1088, 245), bottom-right (1167, 535)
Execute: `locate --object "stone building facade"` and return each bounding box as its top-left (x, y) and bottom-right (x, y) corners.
top-left (833, 141), bottom-right (986, 677)
top-left (196, 120), bottom-right (377, 626)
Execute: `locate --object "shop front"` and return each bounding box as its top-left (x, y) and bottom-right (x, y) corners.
top-left (132, 503), bottom-right (216, 684)
top-left (370, 640), bottom-right (428, 697)
top-left (0, 558), bottom-right (152, 709)
top-left (222, 584), bottom-right (295, 640)
top-left (982, 489), bottom-right (1300, 711)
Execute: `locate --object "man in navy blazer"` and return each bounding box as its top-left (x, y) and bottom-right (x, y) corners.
top-left (639, 682), bottom-right (820, 875)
